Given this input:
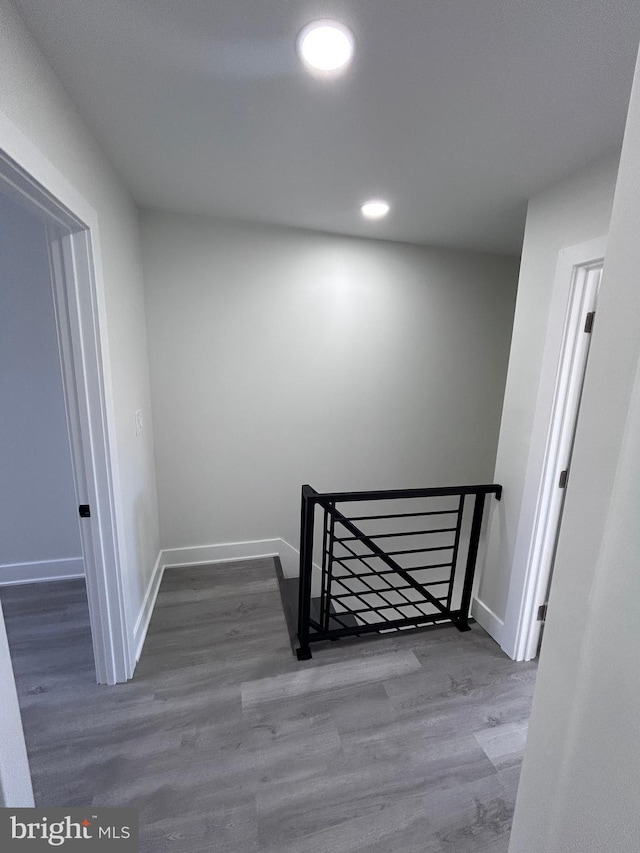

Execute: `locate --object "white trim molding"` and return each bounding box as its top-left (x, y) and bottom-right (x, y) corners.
top-left (0, 558), bottom-right (84, 586)
top-left (132, 551), bottom-right (164, 665)
top-left (501, 236), bottom-right (607, 661)
top-left (161, 538), bottom-right (298, 574)
top-left (471, 596), bottom-right (504, 644)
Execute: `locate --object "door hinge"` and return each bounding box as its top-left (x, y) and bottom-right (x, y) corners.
top-left (584, 311), bottom-right (596, 333)
top-left (537, 604), bottom-right (548, 622)
top-left (559, 469), bottom-right (568, 489)
top-left (78, 504), bottom-right (91, 518)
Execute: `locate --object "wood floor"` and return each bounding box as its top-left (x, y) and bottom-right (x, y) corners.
top-left (1, 559), bottom-right (537, 852)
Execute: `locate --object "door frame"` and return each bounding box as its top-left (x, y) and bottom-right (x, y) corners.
top-left (0, 125), bottom-right (130, 685)
top-left (501, 237), bottom-right (607, 661)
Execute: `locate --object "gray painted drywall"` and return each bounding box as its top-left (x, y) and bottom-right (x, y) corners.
top-left (509, 44), bottom-right (640, 853)
top-left (478, 152), bottom-right (620, 624)
top-left (141, 212), bottom-right (519, 553)
top-left (0, 192), bottom-right (82, 573)
top-left (0, 0), bottom-right (160, 632)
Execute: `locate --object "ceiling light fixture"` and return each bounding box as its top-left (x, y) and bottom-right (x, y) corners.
top-left (297, 20), bottom-right (354, 74)
top-left (361, 200), bottom-right (390, 219)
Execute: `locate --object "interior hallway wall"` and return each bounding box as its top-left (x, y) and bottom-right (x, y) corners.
top-left (0, 192), bottom-right (82, 583)
top-left (141, 211), bottom-right (519, 557)
top-left (477, 152), bottom-right (620, 639)
top-left (509, 42), bottom-right (640, 853)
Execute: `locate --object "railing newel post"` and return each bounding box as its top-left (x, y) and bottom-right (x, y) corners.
top-left (296, 485), bottom-right (315, 660)
top-left (454, 492), bottom-right (486, 632)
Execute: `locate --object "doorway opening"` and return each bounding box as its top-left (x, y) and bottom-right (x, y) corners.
top-left (0, 147), bottom-right (129, 686)
top-left (0, 188), bottom-right (94, 702)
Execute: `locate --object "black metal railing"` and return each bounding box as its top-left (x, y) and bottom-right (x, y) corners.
top-left (296, 483), bottom-right (501, 659)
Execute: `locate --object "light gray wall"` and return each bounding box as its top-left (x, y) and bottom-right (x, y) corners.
top-left (141, 211), bottom-right (519, 553)
top-left (0, 192), bottom-right (82, 578)
top-left (478, 152), bottom-right (620, 627)
top-left (0, 0), bottom-right (160, 633)
top-left (509, 44), bottom-right (640, 853)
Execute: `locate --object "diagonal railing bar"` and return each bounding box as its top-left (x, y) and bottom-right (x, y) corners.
top-left (329, 506), bottom-right (449, 615)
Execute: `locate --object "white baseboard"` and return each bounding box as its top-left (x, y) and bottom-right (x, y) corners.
top-left (160, 538), bottom-right (321, 592)
top-left (161, 538), bottom-right (302, 575)
top-left (0, 557), bottom-right (84, 586)
top-left (471, 596), bottom-right (504, 644)
top-left (132, 551), bottom-right (164, 665)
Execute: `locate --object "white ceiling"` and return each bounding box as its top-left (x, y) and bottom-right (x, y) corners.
top-left (12, 0), bottom-right (640, 254)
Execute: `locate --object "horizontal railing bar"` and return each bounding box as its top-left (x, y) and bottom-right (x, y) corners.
top-left (333, 557), bottom-right (453, 589)
top-left (333, 561), bottom-right (454, 577)
top-left (330, 574), bottom-right (453, 602)
top-left (332, 589), bottom-right (432, 599)
top-left (332, 570), bottom-right (453, 584)
top-left (349, 595), bottom-right (449, 610)
top-left (307, 610), bottom-right (465, 641)
top-left (307, 483), bottom-right (501, 503)
top-left (348, 509), bottom-right (459, 521)
top-left (337, 600), bottom-right (448, 617)
top-left (331, 578), bottom-right (450, 593)
top-left (331, 586), bottom-right (418, 610)
top-left (335, 527), bottom-right (458, 542)
top-left (332, 589), bottom-right (449, 602)
top-left (336, 545), bottom-right (454, 558)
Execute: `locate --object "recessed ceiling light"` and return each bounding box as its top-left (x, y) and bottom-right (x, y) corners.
top-left (297, 20), bottom-right (354, 74)
top-left (361, 200), bottom-right (390, 219)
